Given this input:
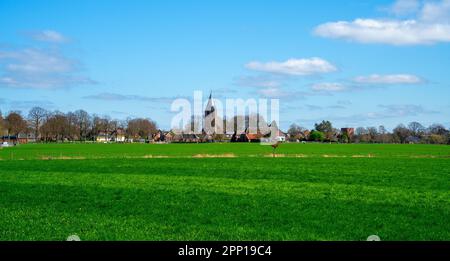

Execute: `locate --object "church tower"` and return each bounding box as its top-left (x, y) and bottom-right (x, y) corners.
top-left (204, 92), bottom-right (216, 135)
top-left (204, 92), bottom-right (215, 118)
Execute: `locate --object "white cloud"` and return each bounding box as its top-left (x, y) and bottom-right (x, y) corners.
top-left (32, 30), bottom-right (68, 43)
top-left (83, 93), bottom-right (187, 103)
top-left (388, 0), bottom-right (420, 16)
top-left (246, 58), bottom-right (337, 76)
top-left (0, 48), bottom-right (95, 89)
top-left (312, 82), bottom-right (347, 92)
top-left (378, 104), bottom-right (438, 116)
top-left (314, 0), bottom-right (450, 45)
top-left (420, 0), bottom-right (450, 22)
top-left (310, 104), bottom-right (438, 126)
top-left (1, 49), bottom-right (73, 74)
top-left (257, 87), bottom-right (307, 100)
top-left (258, 88), bottom-right (290, 98)
top-left (0, 98), bottom-right (55, 110)
top-left (354, 74), bottom-right (423, 84)
top-left (315, 18), bottom-right (450, 45)
top-left (235, 75), bottom-right (281, 88)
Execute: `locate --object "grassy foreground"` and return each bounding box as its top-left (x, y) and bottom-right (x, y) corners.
top-left (0, 143), bottom-right (449, 240)
top-left (1, 142), bottom-right (450, 160)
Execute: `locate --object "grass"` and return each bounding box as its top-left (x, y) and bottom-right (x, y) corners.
top-left (1, 142), bottom-right (450, 160)
top-left (0, 143), bottom-right (449, 241)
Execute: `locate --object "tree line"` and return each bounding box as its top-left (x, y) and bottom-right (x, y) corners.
top-left (288, 120), bottom-right (450, 144)
top-left (0, 107), bottom-right (157, 142)
top-left (1, 107), bottom-right (449, 144)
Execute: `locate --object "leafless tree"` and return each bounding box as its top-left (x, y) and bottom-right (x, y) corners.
top-left (66, 112), bottom-right (81, 140)
top-left (408, 122), bottom-right (425, 138)
top-left (287, 123), bottom-right (306, 141)
top-left (377, 125), bottom-right (391, 143)
top-left (0, 110), bottom-right (4, 136)
top-left (5, 111), bottom-right (27, 136)
top-left (367, 127), bottom-right (378, 143)
top-left (73, 110), bottom-right (91, 141)
top-left (92, 115), bottom-right (110, 137)
top-left (427, 124), bottom-right (448, 136)
top-left (393, 124), bottom-right (411, 144)
top-left (28, 107), bottom-right (48, 141)
top-left (40, 113), bottom-right (72, 142)
top-left (355, 127), bottom-right (369, 142)
top-left (126, 118), bottom-right (157, 140)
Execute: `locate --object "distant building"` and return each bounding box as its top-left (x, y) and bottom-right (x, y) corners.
top-left (153, 130), bottom-right (166, 142)
top-left (96, 132), bottom-right (109, 143)
top-left (165, 131), bottom-right (174, 142)
top-left (26, 133), bottom-right (36, 143)
top-left (111, 128), bottom-right (126, 142)
top-left (230, 125), bottom-right (288, 143)
top-left (1, 133), bottom-right (32, 144)
top-left (172, 133), bottom-right (200, 143)
top-left (268, 121), bottom-right (287, 142)
top-left (245, 133), bottom-right (263, 143)
top-left (203, 92), bottom-right (220, 136)
top-left (1, 135), bottom-right (17, 145)
top-left (169, 92), bottom-right (289, 143)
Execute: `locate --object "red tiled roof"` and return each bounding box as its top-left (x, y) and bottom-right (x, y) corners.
top-left (246, 134), bottom-right (262, 140)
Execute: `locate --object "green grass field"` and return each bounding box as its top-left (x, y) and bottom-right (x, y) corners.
top-left (0, 143), bottom-right (449, 241)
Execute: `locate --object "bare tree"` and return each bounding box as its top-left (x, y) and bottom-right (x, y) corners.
top-left (427, 124), bottom-right (447, 136)
top-left (66, 112), bottom-right (81, 140)
top-left (5, 111), bottom-right (27, 136)
top-left (92, 115), bottom-right (110, 137)
top-left (355, 127), bottom-right (369, 143)
top-left (377, 125), bottom-right (390, 143)
top-left (287, 123), bottom-right (306, 141)
top-left (40, 112), bottom-right (72, 142)
top-left (127, 118), bottom-right (157, 140)
top-left (0, 110), bottom-right (4, 136)
top-left (426, 124), bottom-right (449, 144)
top-left (74, 110), bottom-right (91, 141)
top-left (393, 124), bottom-right (411, 144)
top-left (109, 120), bottom-right (119, 133)
top-left (367, 127), bottom-right (378, 143)
top-left (28, 107), bottom-right (48, 142)
top-left (408, 122), bottom-right (425, 138)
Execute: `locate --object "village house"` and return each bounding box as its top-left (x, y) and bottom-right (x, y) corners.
top-left (1, 133), bottom-right (35, 145)
top-left (172, 133), bottom-right (201, 143)
top-left (111, 128), bottom-right (126, 142)
top-left (268, 122), bottom-right (287, 142)
top-left (95, 132), bottom-right (109, 143)
top-left (1, 135), bottom-right (18, 145)
top-left (230, 128), bottom-right (264, 143)
top-left (164, 131), bottom-right (174, 142)
top-left (153, 130), bottom-right (166, 142)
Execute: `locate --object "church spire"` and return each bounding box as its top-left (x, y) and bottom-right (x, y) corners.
top-left (205, 91), bottom-right (215, 117)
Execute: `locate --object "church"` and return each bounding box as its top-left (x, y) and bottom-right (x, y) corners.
top-left (155, 92), bottom-right (287, 143)
top-left (203, 92), bottom-right (219, 136)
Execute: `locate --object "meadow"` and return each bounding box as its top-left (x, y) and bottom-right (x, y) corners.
top-left (0, 143), bottom-right (449, 241)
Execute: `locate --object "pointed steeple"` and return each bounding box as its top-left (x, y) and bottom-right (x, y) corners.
top-left (205, 91), bottom-right (215, 117)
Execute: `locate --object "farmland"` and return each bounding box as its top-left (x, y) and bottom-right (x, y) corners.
top-left (0, 143), bottom-right (449, 240)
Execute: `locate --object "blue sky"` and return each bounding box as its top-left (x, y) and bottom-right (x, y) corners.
top-left (1, 0), bottom-right (449, 130)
